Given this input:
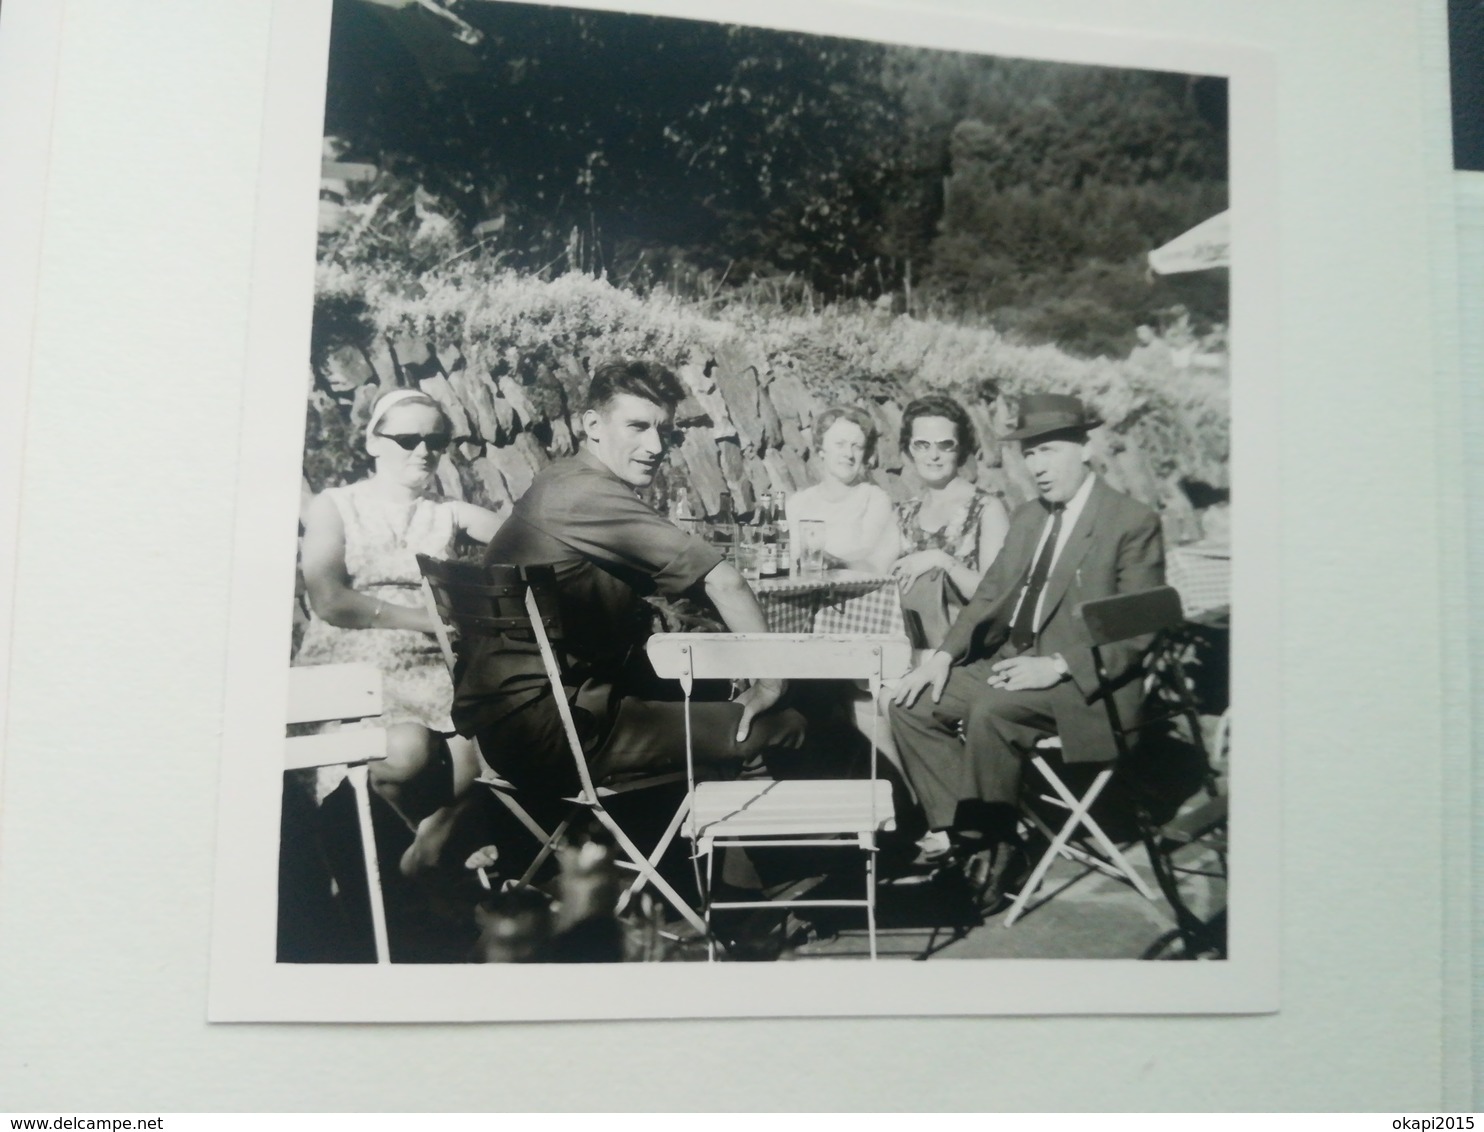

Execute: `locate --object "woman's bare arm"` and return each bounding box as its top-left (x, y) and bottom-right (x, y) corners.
top-left (857, 488), bottom-right (902, 574)
top-left (301, 492), bottom-right (435, 632)
top-left (451, 500), bottom-right (505, 544)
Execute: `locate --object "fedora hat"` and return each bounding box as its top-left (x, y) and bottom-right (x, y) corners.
top-left (1001, 393), bottom-right (1102, 443)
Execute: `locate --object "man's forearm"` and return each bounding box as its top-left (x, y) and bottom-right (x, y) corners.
top-left (703, 562), bottom-right (770, 633)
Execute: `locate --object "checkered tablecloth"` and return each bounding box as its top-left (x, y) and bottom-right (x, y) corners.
top-left (1167, 543), bottom-right (1231, 619)
top-left (754, 571), bottom-right (907, 637)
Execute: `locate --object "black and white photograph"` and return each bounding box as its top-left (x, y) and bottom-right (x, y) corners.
top-left (209, 0), bottom-right (1278, 1020)
top-left (10, 0), bottom-right (1473, 1109)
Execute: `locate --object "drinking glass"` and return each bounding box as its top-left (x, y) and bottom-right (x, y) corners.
top-left (735, 525), bottom-right (761, 582)
top-left (798, 519), bottom-right (826, 578)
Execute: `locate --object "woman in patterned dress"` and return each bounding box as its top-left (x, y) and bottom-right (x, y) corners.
top-left (890, 395), bottom-right (1010, 648)
top-left (297, 389), bottom-right (504, 876)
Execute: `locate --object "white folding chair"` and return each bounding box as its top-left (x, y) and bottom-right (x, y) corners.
top-left (645, 633), bottom-right (912, 960)
top-left (417, 557), bottom-right (706, 937)
top-left (1005, 585), bottom-right (1197, 927)
top-left (284, 662), bottom-right (391, 963)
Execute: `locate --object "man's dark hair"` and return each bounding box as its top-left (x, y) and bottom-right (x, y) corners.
top-left (899, 393), bottom-right (978, 469)
top-left (586, 359), bottom-right (687, 414)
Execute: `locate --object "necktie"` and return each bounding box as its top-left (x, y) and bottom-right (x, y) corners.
top-left (1009, 504), bottom-right (1064, 652)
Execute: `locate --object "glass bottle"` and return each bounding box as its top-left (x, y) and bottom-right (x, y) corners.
top-left (756, 492), bottom-right (779, 578)
top-left (773, 490), bottom-right (792, 577)
top-left (672, 485), bottom-right (698, 536)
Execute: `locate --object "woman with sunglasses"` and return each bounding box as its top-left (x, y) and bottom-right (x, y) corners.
top-left (297, 388), bottom-right (504, 878)
top-left (890, 394), bottom-right (1009, 650)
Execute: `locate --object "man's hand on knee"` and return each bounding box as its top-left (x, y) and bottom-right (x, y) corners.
top-left (733, 677), bottom-right (786, 742)
top-left (892, 650), bottom-right (952, 708)
top-left (987, 655), bottom-right (1066, 692)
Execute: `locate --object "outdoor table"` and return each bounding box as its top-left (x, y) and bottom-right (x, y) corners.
top-left (751, 569), bottom-right (908, 638)
top-left (1167, 540), bottom-right (1230, 624)
top-left (1164, 545), bottom-right (1231, 729)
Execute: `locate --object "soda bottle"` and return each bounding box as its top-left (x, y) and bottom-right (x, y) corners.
top-left (773, 490), bottom-right (792, 577)
top-left (757, 492), bottom-right (779, 578)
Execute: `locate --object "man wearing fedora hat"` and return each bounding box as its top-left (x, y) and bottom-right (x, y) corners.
top-left (889, 392), bottom-right (1165, 913)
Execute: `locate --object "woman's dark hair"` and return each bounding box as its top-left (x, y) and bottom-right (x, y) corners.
top-left (899, 394), bottom-right (977, 469)
top-left (586, 359), bottom-right (687, 413)
top-left (813, 403), bottom-right (879, 460)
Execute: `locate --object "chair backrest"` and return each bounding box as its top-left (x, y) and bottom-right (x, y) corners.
top-left (646, 633), bottom-right (912, 824)
top-left (645, 633), bottom-right (912, 685)
top-left (1075, 586), bottom-right (1212, 778)
top-left (417, 555), bottom-right (564, 668)
top-left (416, 555), bottom-right (599, 800)
top-left (284, 662), bottom-right (386, 771)
top-left (1075, 585), bottom-right (1185, 647)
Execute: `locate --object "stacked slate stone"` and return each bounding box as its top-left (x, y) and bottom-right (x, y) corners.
top-left (303, 333), bottom-right (1206, 545)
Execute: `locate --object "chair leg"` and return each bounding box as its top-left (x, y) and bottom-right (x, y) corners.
top-left (1028, 794), bottom-right (1153, 882)
top-left (615, 796), bottom-right (690, 916)
top-left (346, 764), bottom-right (390, 964)
top-left (1007, 762), bottom-right (1155, 927)
top-left (589, 806), bottom-right (708, 938)
top-left (1004, 823), bottom-right (1071, 928)
top-left (705, 846), bottom-right (716, 962)
top-left (1033, 759), bottom-right (1156, 901)
top-left (866, 839), bottom-right (878, 961)
top-left (484, 785), bottom-right (554, 848)
top-left (515, 810), bottom-right (576, 890)
top-left (1139, 813), bottom-right (1228, 959)
top-left (1004, 764), bottom-right (1108, 925)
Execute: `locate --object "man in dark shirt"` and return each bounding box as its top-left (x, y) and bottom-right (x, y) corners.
top-left (453, 359), bottom-right (802, 799)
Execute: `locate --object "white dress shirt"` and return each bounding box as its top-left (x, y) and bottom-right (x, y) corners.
top-left (1009, 470), bottom-right (1096, 632)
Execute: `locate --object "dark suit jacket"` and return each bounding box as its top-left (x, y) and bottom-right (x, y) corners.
top-left (939, 476), bottom-right (1166, 764)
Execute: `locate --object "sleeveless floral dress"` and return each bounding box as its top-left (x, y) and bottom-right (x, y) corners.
top-left (895, 487), bottom-right (995, 568)
top-left (294, 479), bottom-right (459, 731)
top-left (893, 488), bottom-right (999, 650)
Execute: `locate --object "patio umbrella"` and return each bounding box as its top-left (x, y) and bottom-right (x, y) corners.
top-left (1148, 209), bottom-right (1230, 274)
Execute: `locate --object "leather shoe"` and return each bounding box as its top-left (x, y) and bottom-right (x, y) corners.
top-left (962, 841), bottom-right (1029, 916)
top-left (909, 830), bottom-right (954, 869)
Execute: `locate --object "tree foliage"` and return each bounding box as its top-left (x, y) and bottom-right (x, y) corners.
top-left (326, 1), bottom-right (906, 287)
top-left (322, 0), bottom-right (1228, 357)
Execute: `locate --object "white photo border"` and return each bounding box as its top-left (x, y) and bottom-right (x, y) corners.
top-left (208, 0), bottom-right (1281, 1021)
top-left (0, 0), bottom-right (67, 817)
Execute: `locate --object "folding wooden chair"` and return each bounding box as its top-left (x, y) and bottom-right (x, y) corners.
top-left (417, 555), bottom-right (560, 862)
top-left (1130, 603), bottom-right (1229, 957)
top-left (283, 662), bottom-right (391, 963)
top-left (1005, 586), bottom-right (1175, 926)
top-left (1137, 702), bottom-right (1229, 959)
top-left (645, 633), bottom-right (913, 960)
top-left (416, 556), bottom-right (705, 937)
top-left (1006, 585), bottom-right (1226, 941)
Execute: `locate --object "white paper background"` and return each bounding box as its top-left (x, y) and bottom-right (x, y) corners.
top-left (0, 0), bottom-right (1469, 1111)
top-left (1454, 170), bottom-right (1484, 1108)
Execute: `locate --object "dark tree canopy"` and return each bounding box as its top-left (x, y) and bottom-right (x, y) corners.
top-left (322, 0), bottom-right (1228, 356)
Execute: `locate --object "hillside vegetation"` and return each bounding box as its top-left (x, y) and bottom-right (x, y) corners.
top-left (306, 1), bottom-right (1230, 552)
top-left (307, 260), bottom-right (1227, 548)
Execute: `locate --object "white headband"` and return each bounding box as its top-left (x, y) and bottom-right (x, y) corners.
top-left (365, 389), bottom-right (431, 446)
